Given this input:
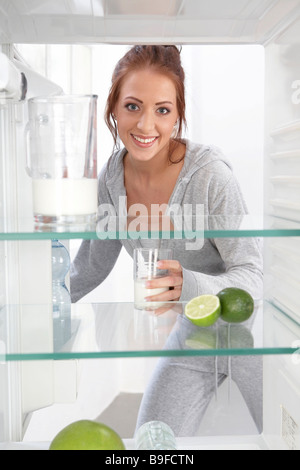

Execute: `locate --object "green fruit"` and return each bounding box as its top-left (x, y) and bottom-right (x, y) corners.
top-left (184, 295), bottom-right (221, 327)
top-left (217, 287), bottom-right (254, 324)
top-left (49, 420), bottom-right (125, 451)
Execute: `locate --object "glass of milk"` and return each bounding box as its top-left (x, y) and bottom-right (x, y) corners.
top-left (25, 95), bottom-right (98, 227)
top-left (133, 248), bottom-right (173, 310)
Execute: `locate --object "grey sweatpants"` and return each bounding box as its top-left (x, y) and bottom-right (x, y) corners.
top-left (135, 314), bottom-right (263, 437)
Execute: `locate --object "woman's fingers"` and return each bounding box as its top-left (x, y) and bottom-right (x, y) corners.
top-left (145, 273), bottom-right (182, 289)
top-left (157, 259), bottom-right (183, 273)
top-left (144, 259), bottom-right (183, 304)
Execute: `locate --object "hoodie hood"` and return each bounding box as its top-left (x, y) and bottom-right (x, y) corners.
top-left (179, 139), bottom-right (232, 181)
top-left (103, 138), bottom-right (235, 217)
top-left (105, 139), bottom-right (232, 183)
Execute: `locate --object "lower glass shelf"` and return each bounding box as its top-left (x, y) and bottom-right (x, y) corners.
top-left (1, 300), bottom-right (299, 361)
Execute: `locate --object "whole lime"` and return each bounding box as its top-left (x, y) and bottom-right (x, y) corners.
top-left (217, 287), bottom-right (254, 324)
top-left (49, 420), bottom-right (125, 451)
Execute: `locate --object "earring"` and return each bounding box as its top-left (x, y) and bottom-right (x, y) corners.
top-left (112, 113), bottom-right (117, 121)
top-left (171, 119), bottom-right (179, 138)
top-left (174, 119), bottom-right (179, 129)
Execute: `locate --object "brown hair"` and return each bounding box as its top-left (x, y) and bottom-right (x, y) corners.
top-left (105, 45), bottom-right (186, 163)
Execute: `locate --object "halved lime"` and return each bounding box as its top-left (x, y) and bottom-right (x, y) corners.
top-left (184, 295), bottom-right (221, 327)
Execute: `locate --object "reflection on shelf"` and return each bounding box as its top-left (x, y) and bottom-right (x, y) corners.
top-left (1, 214), bottom-right (300, 240)
top-left (0, 300), bottom-right (299, 362)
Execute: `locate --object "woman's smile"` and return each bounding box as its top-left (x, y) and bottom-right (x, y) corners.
top-left (131, 133), bottom-right (159, 147)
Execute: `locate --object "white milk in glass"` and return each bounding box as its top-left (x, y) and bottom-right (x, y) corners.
top-left (33, 178), bottom-right (97, 216)
top-left (134, 278), bottom-right (168, 310)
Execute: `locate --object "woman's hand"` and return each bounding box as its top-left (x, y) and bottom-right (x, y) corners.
top-left (144, 259), bottom-right (183, 303)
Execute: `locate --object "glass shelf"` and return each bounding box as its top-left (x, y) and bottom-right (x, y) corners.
top-left (1, 214), bottom-right (300, 241)
top-left (1, 301), bottom-right (299, 362)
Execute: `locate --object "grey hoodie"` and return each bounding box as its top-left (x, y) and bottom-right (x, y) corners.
top-left (70, 139), bottom-right (263, 302)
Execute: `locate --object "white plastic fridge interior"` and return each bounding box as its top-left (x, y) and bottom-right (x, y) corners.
top-left (0, 0), bottom-right (300, 450)
top-left (263, 12), bottom-right (300, 449)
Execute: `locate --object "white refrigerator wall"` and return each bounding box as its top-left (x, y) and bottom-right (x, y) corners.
top-left (263, 16), bottom-right (300, 450)
top-left (0, 47), bottom-right (80, 440)
top-left (0, 87), bottom-right (53, 440)
top-left (0, 42), bottom-right (7, 439)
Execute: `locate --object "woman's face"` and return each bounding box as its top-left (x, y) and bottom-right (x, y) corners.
top-left (114, 69), bottom-right (179, 164)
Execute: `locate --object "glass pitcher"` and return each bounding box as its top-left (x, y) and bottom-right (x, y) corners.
top-left (25, 94), bottom-right (98, 226)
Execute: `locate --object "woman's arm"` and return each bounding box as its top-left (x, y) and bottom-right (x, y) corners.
top-left (70, 238), bottom-right (122, 302)
top-left (182, 171), bottom-right (263, 300)
top-left (70, 161), bottom-right (123, 303)
top-left (180, 236), bottom-right (263, 301)
top-left (145, 171), bottom-right (263, 303)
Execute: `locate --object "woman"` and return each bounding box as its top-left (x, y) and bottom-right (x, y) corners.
top-left (71, 45), bottom-right (262, 303)
top-left (71, 45), bottom-right (263, 435)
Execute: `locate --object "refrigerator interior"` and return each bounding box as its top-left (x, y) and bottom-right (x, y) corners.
top-left (0, 0), bottom-right (300, 450)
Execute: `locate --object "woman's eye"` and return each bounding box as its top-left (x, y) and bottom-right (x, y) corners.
top-left (157, 107), bottom-right (170, 115)
top-left (126, 103), bottom-right (139, 111)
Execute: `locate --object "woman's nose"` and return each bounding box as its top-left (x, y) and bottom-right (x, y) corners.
top-left (137, 111), bottom-right (155, 133)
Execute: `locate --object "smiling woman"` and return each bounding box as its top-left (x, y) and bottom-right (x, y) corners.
top-left (71, 44), bottom-right (263, 305)
top-left (105, 45), bottom-right (186, 163)
top-left (70, 44), bottom-right (263, 437)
